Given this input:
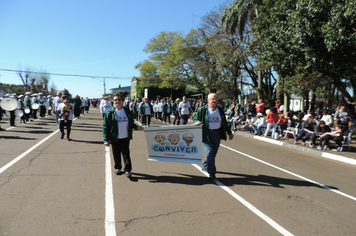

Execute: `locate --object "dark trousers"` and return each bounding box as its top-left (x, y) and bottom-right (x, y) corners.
top-left (173, 113), bottom-right (180, 125)
top-left (60, 120), bottom-right (72, 138)
top-left (111, 138), bottom-right (132, 172)
top-left (10, 111), bottom-right (15, 126)
top-left (40, 106), bottom-right (46, 117)
top-left (32, 109), bottom-right (38, 119)
top-left (142, 115), bottom-right (151, 126)
top-left (182, 114), bottom-right (189, 125)
top-left (74, 108), bottom-right (81, 118)
top-left (164, 112), bottom-right (171, 124)
top-left (158, 112), bottom-right (163, 121)
top-left (321, 135), bottom-right (343, 147)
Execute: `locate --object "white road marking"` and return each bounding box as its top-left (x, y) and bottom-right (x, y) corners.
top-left (105, 146), bottom-right (116, 236)
top-left (192, 164), bottom-right (294, 236)
top-left (0, 129), bottom-right (60, 174)
top-left (0, 117), bottom-right (77, 175)
top-left (220, 144), bottom-right (356, 202)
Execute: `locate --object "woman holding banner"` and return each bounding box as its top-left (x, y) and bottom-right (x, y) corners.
top-left (193, 93), bottom-right (233, 179)
top-left (103, 94), bottom-right (144, 178)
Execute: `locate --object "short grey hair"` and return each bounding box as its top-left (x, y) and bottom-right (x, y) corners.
top-left (207, 93), bottom-right (218, 100)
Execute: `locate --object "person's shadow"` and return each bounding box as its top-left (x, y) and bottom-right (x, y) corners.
top-left (129, 171), bottom-right (338, 190)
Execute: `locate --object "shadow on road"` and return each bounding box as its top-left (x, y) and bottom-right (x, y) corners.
top-left (70, 139), bottom-right (103, 145)
top-left (129, 171), bottom-right (338, 190)
top-left (216, 171), bottom-right (338, 190)
top-left (0, 136), bottom-right (37, 140)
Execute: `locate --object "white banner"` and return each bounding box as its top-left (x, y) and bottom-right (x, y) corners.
top-left (143, 125), bottom-right (203, 164)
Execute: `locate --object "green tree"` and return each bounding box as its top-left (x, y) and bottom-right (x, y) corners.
top-left (252, 0), bottom-right (356, 105)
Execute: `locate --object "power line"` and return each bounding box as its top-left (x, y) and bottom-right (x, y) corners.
top-left (0, 68), bottom-right (128, 79)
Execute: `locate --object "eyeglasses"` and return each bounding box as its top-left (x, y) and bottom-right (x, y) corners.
top-left (113, 99), bottom-right (122, 101)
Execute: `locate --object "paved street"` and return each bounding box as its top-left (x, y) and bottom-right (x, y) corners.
top-left (1, 110), bottom-right (356, 236)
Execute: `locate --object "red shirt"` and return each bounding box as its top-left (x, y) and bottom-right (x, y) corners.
top-left (275, 103), bottom-right (281, 109)
top-left (256, 102), bottom-right (265, 113)
top-left (267, 112), bottom-right (279, 123)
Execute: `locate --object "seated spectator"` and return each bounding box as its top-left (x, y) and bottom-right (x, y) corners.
top-left (311, 120), bottom-right (331, 148)
top-left (252, 113), bottom-right (267, 135)
top-left (225, 103), bottom-right (236, 120)
top-left (231, 112), bottom-right (246, 131)
top-left (294, 115), bottom-right (317, 145)
top-left (302, 109), bottom-right (312, 121)
top-left (334, 104), bottom-right (349, 122)
top-left (263, 107), bottom-right (279, 138)
top-left (321, 110), bottom-right (333, 126)
top-left (319, 120), bottom-right (343, 151)
top-left (242, 114), bottom-right (255, 131)
top-left (276, 112), bottom-right (288, 138)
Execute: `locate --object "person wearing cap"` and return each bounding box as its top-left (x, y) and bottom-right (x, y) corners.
top-left (172, 98), bottom-right (181, 125)
top-left (24, 92), bottom-right (32, 121)
top-left (17, 95), bottom-right (26, 124)
top-left (9, 94), bottom-right (18, 126)
top-left (251, 112), bottom-right (267, 135)
top-left (193, 93), bottom-right (233, 179)
top-left (47, 95), bottom-right (53, 115)
top-left (53, 92), bottom-right (62, 126)
top-left (38, 93), bottom-right (46, 118)
top-left (31, 94), bottom-right (39, 119)
top-left (103, 93), bottom-right (144, 178)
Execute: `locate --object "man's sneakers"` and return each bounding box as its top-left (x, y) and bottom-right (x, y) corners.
top-left (125, 172), bottom-right (132, 178)
top-left (115, 169), bottom-right (122, 175)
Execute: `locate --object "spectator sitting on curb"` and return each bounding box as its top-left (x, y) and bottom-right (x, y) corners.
top-left (276, 112), bottom-right (288, 138)
top-left (242, 114), bottom-right (255, 131)
top-left (252, 113), bottom-right (267, 135)
top-left (232, 112), bottom-right (246, 131)
top-left (311, 120), bottom-right (331, 148)
top-left (321, 110), bottom-right (333, 127)
top-left (319, 119), bottom-right (343, 151)
top-left (302, 109), bottom-right (312, 121)
top-left (294, 114), bottom-right (317, 145)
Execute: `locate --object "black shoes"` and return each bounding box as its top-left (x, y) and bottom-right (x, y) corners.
top-left (125, 172), bottom-right (132, 178)
top-left (67, 138), bottom-right (71, 141)
top-left (115, 169), bottom-right (122, 175)
top-left (61, 133), bottom-right (65, 139)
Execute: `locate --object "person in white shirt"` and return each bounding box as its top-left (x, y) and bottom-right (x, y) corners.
top-left (157, 100), bottom-right (164, 122)
top-left (100, 97), bottom-right (113, 119)
top-left (302, 110), bottom-right (312, 121)
top-left (53, 92), bottom-right (62, 126)
top-left (81, 97), bottom-right (86, 115)
top-left (251, 113), bottom-right (267, 135)
top-left (153, 101), bottom-right (159, 119)
top-left (139, 97), bottom-right (154, 127)
top-left (178, 96), bottom-right (191, 125)
top-left (321, 110), bottom-right (333, 126)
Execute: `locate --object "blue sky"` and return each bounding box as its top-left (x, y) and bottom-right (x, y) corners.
top-left (0, 0), bottom-right (226, 98)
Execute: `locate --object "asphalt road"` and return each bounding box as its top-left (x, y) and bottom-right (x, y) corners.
top-left (0, 110), bottom-right (355, 236)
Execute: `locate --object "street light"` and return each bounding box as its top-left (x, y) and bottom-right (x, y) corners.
top-left (92, 77), bottom-right (106, 95)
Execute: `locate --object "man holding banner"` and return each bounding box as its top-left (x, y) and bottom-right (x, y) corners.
top-left (193, 93), bottom-right (233, 179)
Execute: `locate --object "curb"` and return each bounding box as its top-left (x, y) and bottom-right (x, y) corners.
top-left (233, 131), bottom-right (356, 166)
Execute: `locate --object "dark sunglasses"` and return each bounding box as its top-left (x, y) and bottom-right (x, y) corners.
top-left (113, 99), bottom-right (122, 101)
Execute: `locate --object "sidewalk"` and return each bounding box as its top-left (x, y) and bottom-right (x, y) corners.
top-left (233, 130), bottom-right (356, 166)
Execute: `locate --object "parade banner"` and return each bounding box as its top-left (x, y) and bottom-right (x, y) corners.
top-left (144, 125), bottom-right (203, 164)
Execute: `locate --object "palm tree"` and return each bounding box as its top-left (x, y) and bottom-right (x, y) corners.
top-left (221, 0), bottom-right (263, 100)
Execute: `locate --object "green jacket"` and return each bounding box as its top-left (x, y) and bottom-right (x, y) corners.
top-left (139, 102), bottom-right (153, 115)
top-left (172, 102), bottom-right (178, 114)
top-left (193, 105), bottom-right (232, 142)
top-left (163, 103), bottom-right (172, 113)
top-left (73, 98), bottom-right (81, 108)
top-left (102, 107), bottom-right (138, 143)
